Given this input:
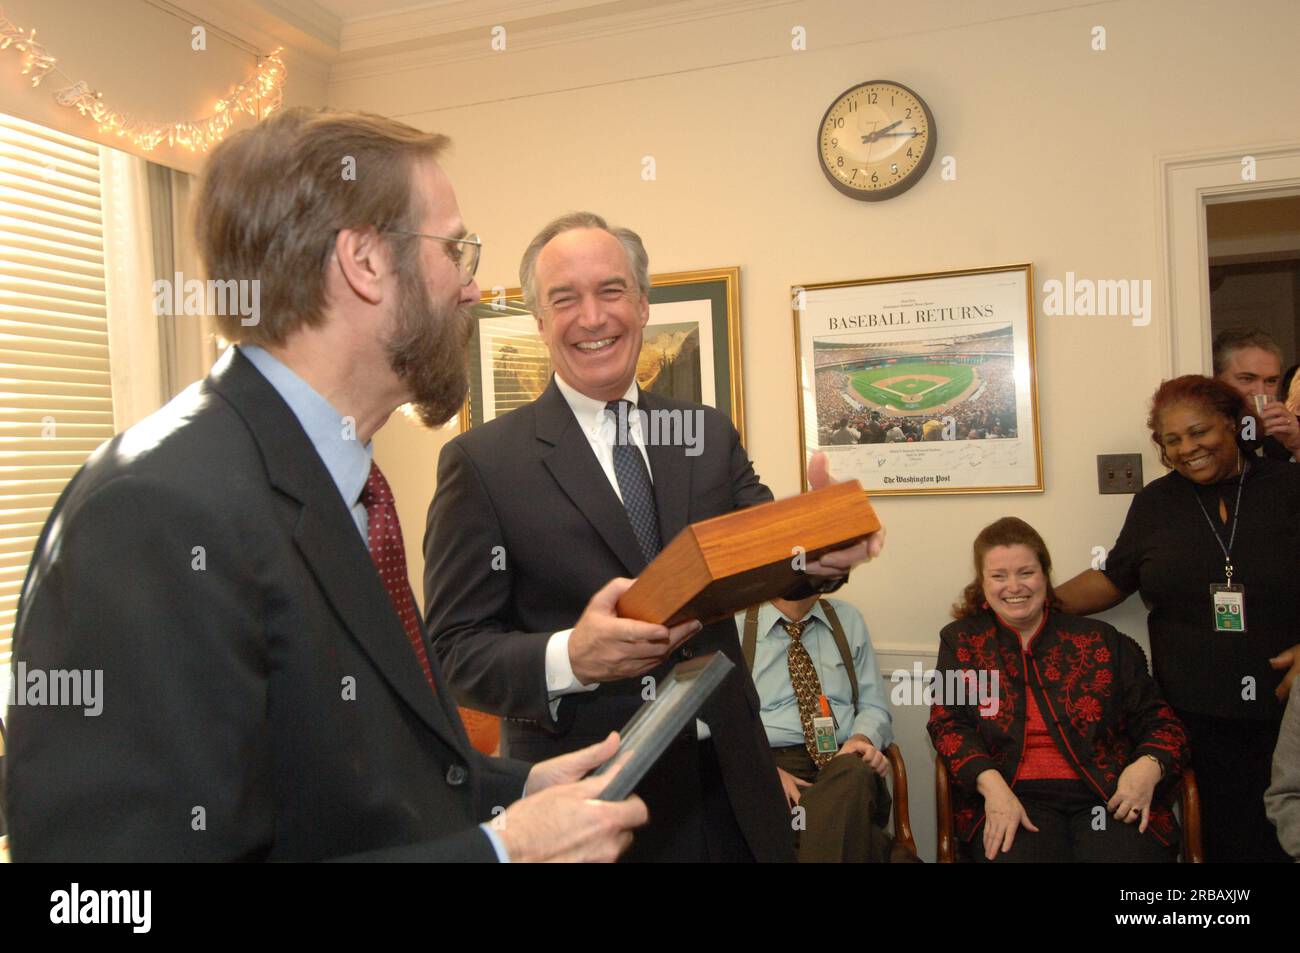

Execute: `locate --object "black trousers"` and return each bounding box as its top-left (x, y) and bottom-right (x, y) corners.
top-left (621, 736), bottom-right (753, 863)
top-left (970, 780), bottom-right (1177, 863)
top-left (1176, 709), bottom-right (1290, 863)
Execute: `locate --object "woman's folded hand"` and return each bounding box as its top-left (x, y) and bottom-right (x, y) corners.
top-left (1108, 757), bottom-right (1162, 832)
top-left (977, 768), bottom-right (1039, 860)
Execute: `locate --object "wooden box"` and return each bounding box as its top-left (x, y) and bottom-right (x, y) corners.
top-left (616, 481), bottom-right (880, 625)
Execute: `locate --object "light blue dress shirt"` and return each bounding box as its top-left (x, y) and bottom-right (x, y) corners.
top-left (239, 345), bottom-right (373, 536)
top-left (736, 598), bottom-right (894, 752)
top-left (238, 345), bottom-right (512, 861)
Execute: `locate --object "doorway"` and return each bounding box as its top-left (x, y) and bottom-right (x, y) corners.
top-left (1158, 145), bottom-right (1300, 378)
top-left (1207, 194), bottom-right (1300, 400)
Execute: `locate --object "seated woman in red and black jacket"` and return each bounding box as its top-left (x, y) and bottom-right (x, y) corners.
top-left (927, 517), bottom-right (1190, 862)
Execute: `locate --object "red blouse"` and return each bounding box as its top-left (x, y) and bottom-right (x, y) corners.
top-left (1018, 686), bottom-right (1080, 781)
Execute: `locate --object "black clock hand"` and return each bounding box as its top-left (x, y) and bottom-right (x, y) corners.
top-left (860, 120), bottom-right (903, 144)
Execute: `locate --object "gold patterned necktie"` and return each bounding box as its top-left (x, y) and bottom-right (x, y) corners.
top-left (781, 618), bottom-right (832, 768)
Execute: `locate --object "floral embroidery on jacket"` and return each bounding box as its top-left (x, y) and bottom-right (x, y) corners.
top-left (927, 610), bottom-right (1190, 852)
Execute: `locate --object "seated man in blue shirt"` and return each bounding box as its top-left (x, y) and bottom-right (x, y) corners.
top-left (738, 594), bottom-right (909, 862)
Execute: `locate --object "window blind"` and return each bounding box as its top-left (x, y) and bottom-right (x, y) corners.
top-left (0, 113), bottom-right (113, 690)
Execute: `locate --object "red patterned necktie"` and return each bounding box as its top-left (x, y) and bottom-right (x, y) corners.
top-left (360, 461), bottom-right (435, 691)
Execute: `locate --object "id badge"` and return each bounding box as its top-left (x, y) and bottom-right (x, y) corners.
top-left (1211, 584), bottom-right (1246, 633)
top-left (813, 715), bottom-right (838, 754)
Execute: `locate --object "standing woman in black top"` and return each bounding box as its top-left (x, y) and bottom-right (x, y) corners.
top-left (1056, 375), bottom-right (1300, 862)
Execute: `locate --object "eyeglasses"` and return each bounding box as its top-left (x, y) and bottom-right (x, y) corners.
top-left (386, 229), bottom-right (482, 285)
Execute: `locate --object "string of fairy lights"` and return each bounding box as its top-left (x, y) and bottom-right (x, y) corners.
top-left (0, 8), bottom-right (285, 152)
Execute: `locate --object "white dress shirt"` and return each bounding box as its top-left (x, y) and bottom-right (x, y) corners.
top-left (542, 375), bottom-right (710, 739)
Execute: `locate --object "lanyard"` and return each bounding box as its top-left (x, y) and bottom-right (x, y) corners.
top-left (1190, 457), bottom-right (1247, 584)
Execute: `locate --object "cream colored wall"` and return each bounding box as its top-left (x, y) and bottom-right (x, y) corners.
top-left (0, 0), bottom-right (327, 174)
top-left (347, 0), bottom-right (1300, 660)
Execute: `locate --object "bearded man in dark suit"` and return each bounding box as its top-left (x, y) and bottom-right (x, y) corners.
top-left (4, 113), bottom-right (646, 862)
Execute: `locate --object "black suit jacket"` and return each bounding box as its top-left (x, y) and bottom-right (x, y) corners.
top-left (4, 348), bottom-right (528, 861)
top-left (424, 380), bottom-right (792, 861)
top-left (1257, 433), bottom-right (1296, 462)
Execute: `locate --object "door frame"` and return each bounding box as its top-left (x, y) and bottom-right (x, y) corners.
top-left (1157, 141), bottom-right (1300, 377)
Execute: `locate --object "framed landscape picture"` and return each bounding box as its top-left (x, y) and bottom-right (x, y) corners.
top-left (793, 263), bottom-right (1043, 495)
top-left (461, 267), bottom-right (746, 442)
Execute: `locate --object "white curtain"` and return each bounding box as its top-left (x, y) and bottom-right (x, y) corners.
top-left (149, 163), bottom-right (219, 398)
top-left (99, 146), bottom-right (161, 431)
top-left (99, 147), bottom-right (216, 431)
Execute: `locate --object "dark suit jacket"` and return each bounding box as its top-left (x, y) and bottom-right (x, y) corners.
top-left (424, 380), bottom-right (792, 861)
top-left (4, 348), bottom-right (528, 861)
top-left (1257, 433), bottom-right (1296, 462)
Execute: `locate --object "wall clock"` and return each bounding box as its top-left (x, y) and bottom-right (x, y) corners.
top-left (817, 80), bottom-right (937, 201)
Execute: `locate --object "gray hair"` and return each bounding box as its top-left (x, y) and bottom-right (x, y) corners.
top-left (1212, 327), bottom-right (1283, 375)
top-left (519, 211), bottom-right (650, 313)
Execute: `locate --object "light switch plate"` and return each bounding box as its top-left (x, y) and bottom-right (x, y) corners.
top-left (1097, 453), bottom-right (1142, 494)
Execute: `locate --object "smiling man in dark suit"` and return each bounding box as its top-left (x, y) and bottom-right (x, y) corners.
top-left (424, 212), bottom-right (883, 861)
top-left (4, 112), bottom-right (647, 862)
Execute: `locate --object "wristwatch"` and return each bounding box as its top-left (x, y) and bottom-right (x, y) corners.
top-left (782, 572), bottom-right (849, 600)
top-left (1139, 753), bottom-right (1165, 778)
top-left (810, 573), bottom-right (848, 594)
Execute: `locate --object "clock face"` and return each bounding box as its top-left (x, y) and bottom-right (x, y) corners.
top-left (817, 80), bottom-right (937, 201)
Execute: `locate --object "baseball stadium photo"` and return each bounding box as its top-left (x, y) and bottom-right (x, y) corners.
top-left (813, 326), bottom-right (1019, 445)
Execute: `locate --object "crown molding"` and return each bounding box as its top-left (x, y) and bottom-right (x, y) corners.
top-left (340, 0), bottom-right (630, 51)
top-left (256, 0), bottom-right (345, 48)
top-left (329, 0), bottom-right (795, 84)
top-left (160, 0), bottom-right (341, 71)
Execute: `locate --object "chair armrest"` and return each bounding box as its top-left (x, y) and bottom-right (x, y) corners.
top-left (885, 743), bottom-right (917, 856)
top-left (935, 756), bottom-right (956, 863)
top-left (1179, 768), bottom-right (1203, 863)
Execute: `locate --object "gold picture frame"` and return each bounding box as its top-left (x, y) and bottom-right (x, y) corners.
top-left (460, 266), bottom-right (746, 443)
top-left (793, 262), bottom-right (1043, 495)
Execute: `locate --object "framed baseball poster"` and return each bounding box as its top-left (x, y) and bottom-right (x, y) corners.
top-left (793, 263), bottom-right (1043, 495)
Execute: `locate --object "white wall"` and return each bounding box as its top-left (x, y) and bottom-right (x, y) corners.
top-left (346, 0), bottom-right (1300, 663)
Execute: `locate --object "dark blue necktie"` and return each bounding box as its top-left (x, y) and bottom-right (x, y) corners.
top-left (605, 399), bottom-right (662, 563)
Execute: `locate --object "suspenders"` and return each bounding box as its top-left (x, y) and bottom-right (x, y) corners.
top-left (741, 600), bottom-right (859, 715)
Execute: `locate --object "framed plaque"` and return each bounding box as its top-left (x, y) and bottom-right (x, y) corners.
top-left (593, 652), bottom-right (734, 801)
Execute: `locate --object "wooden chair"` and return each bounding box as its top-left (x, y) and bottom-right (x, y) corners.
top-left (457, 708), bottom-right (500, 756)
top-left (935, 758), bottom-right (1203, 862)
top-left (885, 743), bottom-right (917, 857)
top-left (1179, 768), bottom-right (1204, 862)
